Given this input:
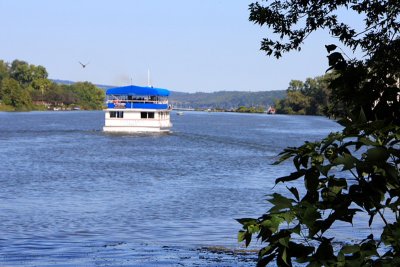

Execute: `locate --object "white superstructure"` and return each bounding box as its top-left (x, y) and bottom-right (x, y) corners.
top-left (103, 85), bottom-right (172, 133)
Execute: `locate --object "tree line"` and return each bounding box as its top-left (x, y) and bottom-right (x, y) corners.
top-left (0, 59), bottom-right (105, 111)
top-left (274, 73), bottom-right (336, 116)
top-left (169, 90), bottom-right (286, 110)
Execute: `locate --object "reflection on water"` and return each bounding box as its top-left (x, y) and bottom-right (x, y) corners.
top-left (0, 111), bottom-right (343, 266)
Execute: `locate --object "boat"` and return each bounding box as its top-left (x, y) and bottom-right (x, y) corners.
top-left (103, 85), bottom-right (172, 133)
top-left (266, 106), bottom-right (276, 114)
top-left (176, 111), bottom-right (184, 116)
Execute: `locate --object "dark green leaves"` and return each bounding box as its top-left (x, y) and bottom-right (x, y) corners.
top-left (268, 193), bottom-right (295, 212)
top-left (238, 120), bottom-right (400, 266)
top-left (325, 44), bottom-right (337, 53)
top-left (304, 167), bottom-right (320, 191)
top-left (243, 2), bottom-right (400, 266)
top-left (287, 187), bottom-right (300, 201)
top-left (276, 170), bottom-right (306, 184)
top-left (238, 230), bottom-right (252, 247)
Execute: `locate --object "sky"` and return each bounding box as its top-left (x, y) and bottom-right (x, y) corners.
top-left (0, 0), bottom-right (359, 93)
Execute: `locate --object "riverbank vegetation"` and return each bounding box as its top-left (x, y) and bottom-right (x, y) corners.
top-left (235, 106), bottom-right (265, 113)
top-left (0, 59), bottom-right (104, 111)
top-left (169, 90), bottom-right (286, 111)
top-left (274, 74), bottom-right (334, 115)
top-left (239, 1), bottom-right (400, 266)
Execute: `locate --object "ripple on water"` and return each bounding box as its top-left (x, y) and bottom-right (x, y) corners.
top-left (0, 111), bottom-right (344, 266)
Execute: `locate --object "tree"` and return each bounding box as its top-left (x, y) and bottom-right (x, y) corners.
top-left (0, 78), bottom-right (32, 109)
top-left (0, 58), bottom-right (105, 110)
top-left (275, 75), bottom-right (331, 115)
top-left (70, 82), bottom-right (105, 110)
top-left (9, 60), bottom-right (48, 86)
top-left (0, 60), bottom-right (9, 82)
top-left (30, 78), bottom-right (52, 102)
top-left (279, 89), bottom-right (310, 114)
top-left (238, 1), bottom-right (400, 266)
top-left (301, 75), bottom-right (331, 115)
top-left (9, 60), bottom-right (32, 85)
top-left (287, 80), bottom-right (304, 92)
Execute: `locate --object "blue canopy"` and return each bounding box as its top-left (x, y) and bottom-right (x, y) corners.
top-left (106, 85), bottom-right (170, 96)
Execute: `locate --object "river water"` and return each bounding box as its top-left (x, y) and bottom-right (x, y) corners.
top-left (0, 111), bottom-right (344, 266)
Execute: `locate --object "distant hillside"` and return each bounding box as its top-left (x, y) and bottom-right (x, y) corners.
top-left (52, 79), bottom-right (286, 109)
top-left (51, 79), bottom-right (114, 90)
top-left (169, 90), bottom-right (286, 109)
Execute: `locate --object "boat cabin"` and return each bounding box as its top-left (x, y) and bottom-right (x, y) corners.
top-left (103, 85), bottom-right (172, 133)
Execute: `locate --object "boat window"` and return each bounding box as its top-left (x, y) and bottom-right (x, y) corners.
top-left (140, 112), bottom-right (155, 119)
top-left (110, 111), bottom-right (123, 118)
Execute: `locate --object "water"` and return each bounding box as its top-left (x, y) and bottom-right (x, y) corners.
top-left (0, 111), bottom-right (343, 266)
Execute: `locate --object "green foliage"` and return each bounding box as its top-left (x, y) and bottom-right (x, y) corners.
top-left (70, 82), bottom-right (105, 110)
top-left (44, 83), bottom-right (78, 106)
top-left (0, 59), bottom-right (105, 111)
top-left (239, 1), bottom-right (400, 266)
top-left (0, 60), bottom-right (9, 82)
top-left (239, 119), bottom-right (400, 266)
top-left (235, 106), bottom-right (265, 113)
top-left (275, 75), bottom-right (333, 115)
top-left (0, 77), bottom-right (32, 110)
top-left (170, 90), bottom-right (286, 110)
top-left (10, 60), bottom-right (48, 85)
top-left (249, 0), bottom-right (400, 59)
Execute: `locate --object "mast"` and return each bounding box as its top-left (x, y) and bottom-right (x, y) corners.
top-left (147, 68), bottom-right (152, 87)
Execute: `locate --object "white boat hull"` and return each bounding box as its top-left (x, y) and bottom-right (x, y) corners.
top-left (103, 126), bottom-right (171, 133)
top-left (103, 108), bottom-right (172, 133)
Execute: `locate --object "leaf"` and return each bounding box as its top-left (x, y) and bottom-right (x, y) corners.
top-left (238, 230), bottom-right (246, 242)
top-left (315, 239), bottom-right (335, 260)
top-left (288, 241), bottom-right (314, 258)
top-left (325, 44), bottom-right (337, 53)
top-left (276, 169), bottom-right (306, 184)
top-left (238, 230), bottom-right (252, 247)
top-left (333, 153), bottom-right (357, 171)
top-left (281, 247), bottom-right (289, 265)
top-left (302, 205), bottom-right (321, 229)
top-left (279, 211), bottom-right (296, 223)
top-left (358, 136), bottom-right (379, 146)
top-left (279, 237), bottom-right (290, 248)
top-left (268, 193), bottom-right (294, 210)
top-left (327, 177), bottom-right (347, 194)
top-left (336, 208), bottom-right (361, 224)
top-left (327, 52), bottom-right (344, 66)
top-left (258, 245), bottom-right (273, 258)
top-left (287, 186), bottom-right (300, 201)
top-left (365, 147), bottom-right (390, 162)
top-left (357, 107), bottom-right (367, 124)
top-left (304, 167), bottom-right (320, 191)
top-left (340, 244), bottom-right (360, 254)
top-left (318, 164), bottom-right (332, 176)
top-left (236, 218), bottom-right (258, 226)
top-left (290, 224), bottom-right (301, 235)
top-left (368, 212), bottom-right (375, 227)
top-left (257, 252), bottom-right (277, 267)
top-left (260, 214), bottom-right (285, 232)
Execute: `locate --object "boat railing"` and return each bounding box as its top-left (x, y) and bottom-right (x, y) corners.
top-left (106, 99), bottom-right (168, 105)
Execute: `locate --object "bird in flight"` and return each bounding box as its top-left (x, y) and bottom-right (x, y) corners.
top-left (79, 61), bottom-right (90, 68)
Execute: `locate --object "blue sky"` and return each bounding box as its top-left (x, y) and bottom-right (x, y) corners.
top-left (0, 0), bottom-right (356, 92)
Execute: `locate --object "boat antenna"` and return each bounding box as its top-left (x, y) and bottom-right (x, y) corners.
top-left (147, 68), bottom-right (152, 87)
